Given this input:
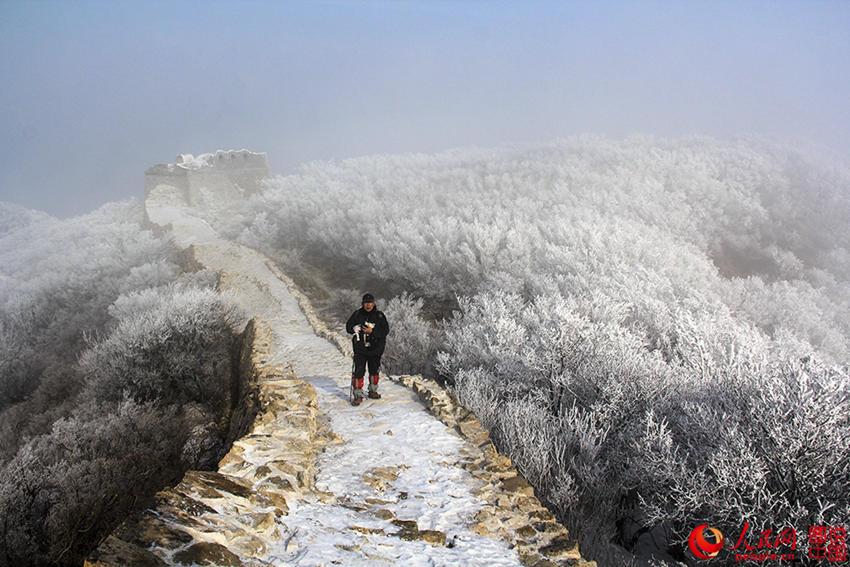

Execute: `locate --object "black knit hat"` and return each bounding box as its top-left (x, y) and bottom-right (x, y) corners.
top-left (362, 293), bottom-right (375, 304)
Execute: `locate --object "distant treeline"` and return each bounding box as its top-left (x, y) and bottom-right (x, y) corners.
top-left (0, 201), bottom-right (240, 566)
top-left (205, 136), bottom-right (850, 565)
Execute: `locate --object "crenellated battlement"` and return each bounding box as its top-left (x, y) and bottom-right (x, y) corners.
top-left (144, 149), bottom-right (271, 206)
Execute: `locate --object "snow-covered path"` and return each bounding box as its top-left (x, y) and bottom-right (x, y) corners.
top-left (266, 378), bottom-right (523, 566)
top-left (147, 200), bottom-right (524, 566)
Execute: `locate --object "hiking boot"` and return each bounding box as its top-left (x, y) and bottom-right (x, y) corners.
top-left (352, 396), bottom-right (363, 406)
top-left (368, 391), bottom-right (381, 399)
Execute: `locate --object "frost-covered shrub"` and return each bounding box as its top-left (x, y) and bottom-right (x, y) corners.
top-left (0, 401), bottom-right (186, 566)
top-left (216, 136), bottom-right (850, 361)
top-left (436, 292), bottom-right (676, 550)
top-left (0, 200), bottom-right (241, 566)
top-left (82, 285), bottom-right (238, 411)
top-left (438, 292), bottom-right (850, 563)
top-left (381, 293), bottom-right (442, 377)
top-left (627, 357), bottom-right (850, 556)
top-left (0, 200), bottom-right (179, 418)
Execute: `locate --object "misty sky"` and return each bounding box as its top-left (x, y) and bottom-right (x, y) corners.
top-left (1, 0), bottom-right (849, 218)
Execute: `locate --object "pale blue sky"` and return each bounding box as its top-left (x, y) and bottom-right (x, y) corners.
top-left (1, 0), bottom-right (849, 217)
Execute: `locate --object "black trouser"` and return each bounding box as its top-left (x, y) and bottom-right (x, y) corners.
top-left (352, 353), bottom-right (382, 395)
top-left (353, 353), bottom-right (382, 378)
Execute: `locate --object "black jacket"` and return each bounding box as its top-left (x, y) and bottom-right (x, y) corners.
top-left (346, 307), bottom-right (390, 356)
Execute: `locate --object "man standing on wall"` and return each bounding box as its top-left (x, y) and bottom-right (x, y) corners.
top-left (346, 293), bottom-right (390, 406)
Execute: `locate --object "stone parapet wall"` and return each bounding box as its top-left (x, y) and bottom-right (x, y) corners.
top-left (85, 318), bottom-right (337, 567)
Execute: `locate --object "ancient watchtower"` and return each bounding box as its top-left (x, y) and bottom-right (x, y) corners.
top-left (144, 150), bottom-right (271, 206)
